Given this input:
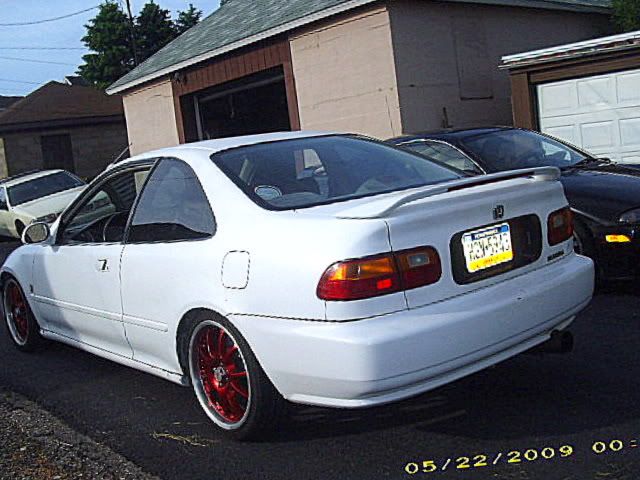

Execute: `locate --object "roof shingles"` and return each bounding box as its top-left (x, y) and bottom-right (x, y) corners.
top-left (0, 82), bottom-right (123, 129)
top-left (108, 0), bottom-right (611, 94)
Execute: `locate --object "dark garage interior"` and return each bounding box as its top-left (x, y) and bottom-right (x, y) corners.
top-left (181, 67), bottom-right (291, 142)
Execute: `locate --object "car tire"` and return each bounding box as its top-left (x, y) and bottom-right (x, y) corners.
top-left (573, 220), bottom-right (603, 280)
top-left (14, 221), bottom-right (25, 238)
top-left (183, 312), bottom-right (286, 441)
top-left (573, 220), bottom-right (595, 258)
top-left (3, 278), bottom-right (44, 352)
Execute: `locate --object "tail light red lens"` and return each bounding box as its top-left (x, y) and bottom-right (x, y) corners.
top-left (317, 247), bottom-right (441, 301)
top-left (548, 207), bottom-right (574, 246)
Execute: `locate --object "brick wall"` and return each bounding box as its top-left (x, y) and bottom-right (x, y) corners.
top-left (2, 121), bottom-right (128, 180)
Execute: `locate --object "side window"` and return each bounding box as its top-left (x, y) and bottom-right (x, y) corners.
top-left (127, 158), bottom-right (215, 243)
top-left (60, 167), bottom-right (152, 244)
top-left (405, 141), bottom-right (482, 174)
top-left (0, 188), bottom-right (7, 209)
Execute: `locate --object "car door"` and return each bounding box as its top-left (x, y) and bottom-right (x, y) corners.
top-left (31, 163), bottom-right (154, 356)
top-left (119, 158), bottom-right (217, 373)
top-left (0, 187), bottom-right (12, 237)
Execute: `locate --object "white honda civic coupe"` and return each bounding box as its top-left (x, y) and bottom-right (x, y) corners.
top-left (1, 132), bottom-right (593, 439)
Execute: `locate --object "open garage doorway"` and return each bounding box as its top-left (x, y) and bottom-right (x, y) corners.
top-left (194, 67), bottom-right (291, 140)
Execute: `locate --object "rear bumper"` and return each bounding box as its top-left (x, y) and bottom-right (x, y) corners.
top-left (231, 254), bottom-right (594, 408)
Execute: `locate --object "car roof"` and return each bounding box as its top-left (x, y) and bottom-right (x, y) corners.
top-left (122, 131), bottom-right (340, 167)
top-left (389, 126), bottom-right (517, 143)
top-left (0, 169), bottom-right (66, 188)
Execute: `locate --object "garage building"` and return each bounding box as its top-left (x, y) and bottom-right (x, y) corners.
top-left (503, 30), bottom-right (640, 163)
top-left (108, 0), bottom-right (612, 155)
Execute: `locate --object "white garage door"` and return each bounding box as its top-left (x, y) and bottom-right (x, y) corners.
top-left (537, 69), bottom-right (640, 164)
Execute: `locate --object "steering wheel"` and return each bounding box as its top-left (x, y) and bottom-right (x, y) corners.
top-left (74, 229), bottom-right (95, 243)
top-left (102, 212), bottom-right (129, 242)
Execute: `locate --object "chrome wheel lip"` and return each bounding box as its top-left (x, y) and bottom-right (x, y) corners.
top-left (4, 279), bottom-right (28, 347)
top-left (188, 319), bottom-right (251, 431)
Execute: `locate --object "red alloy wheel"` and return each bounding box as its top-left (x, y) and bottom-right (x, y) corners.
top-left (195, 325), bottom-right (250, 424)
top-left (6, 281), bottom-right (29, 343)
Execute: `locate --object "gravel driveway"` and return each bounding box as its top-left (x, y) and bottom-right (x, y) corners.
top-left (0, 388), bottom-right (156, 480)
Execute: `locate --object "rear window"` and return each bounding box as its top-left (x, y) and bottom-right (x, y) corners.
top-left (8, 172), bottom-right (85, 206)
top-left (211, 135), bottom-right (461, 210)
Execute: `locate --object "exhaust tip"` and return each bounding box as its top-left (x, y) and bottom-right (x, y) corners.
top-left (527, 330), bottom-right (574, 355)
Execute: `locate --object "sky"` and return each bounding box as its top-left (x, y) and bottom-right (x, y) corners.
top-left (0, 0), bottom-right (220, 97)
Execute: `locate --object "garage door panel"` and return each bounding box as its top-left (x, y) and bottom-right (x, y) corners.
top-left (580, 120), bottom-right (616, 150)
top-left (538, 68), bottom-right (640, 164)
top-left (617, 71), bottom-right (640, 104)
top-left (620, 118), bottom-right (640, 148)
top-left (538, 81), bottom-right (577, 116)
top-left (577, 77), bottom-right (615, 108)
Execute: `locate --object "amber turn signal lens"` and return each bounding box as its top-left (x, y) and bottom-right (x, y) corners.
top-left (317, 254), bottom-right (401, 301)
top-left (605, 234), bottom-right (631, 243)
top-left (548, 207), bottom-right (574, 246)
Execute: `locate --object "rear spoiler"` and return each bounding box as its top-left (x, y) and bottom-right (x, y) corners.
top-left (337, 167), bottom-right (561, 219)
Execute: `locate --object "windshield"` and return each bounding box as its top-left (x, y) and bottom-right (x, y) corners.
top-left (8, 171), bottom-right (85, 207)
top-left (212, 135), bottom-right (461, 210)
top-left (460, 129), bottom-right (588, 171)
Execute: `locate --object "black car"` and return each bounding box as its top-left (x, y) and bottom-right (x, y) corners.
top-left (389, 127), bottom-right (640, 280)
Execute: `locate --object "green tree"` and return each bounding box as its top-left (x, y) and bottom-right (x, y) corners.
top-left (176, 4), bottom-right (202, 34)
top-left (135, 1), bottom-right (177, 62)
top-left (77, 1), bottom-right (135, 89)
top-left (612, 0), bottom-right (640, 32)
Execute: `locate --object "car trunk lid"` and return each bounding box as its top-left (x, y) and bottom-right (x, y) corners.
top-left (335, 168), bottom-right (572, 309)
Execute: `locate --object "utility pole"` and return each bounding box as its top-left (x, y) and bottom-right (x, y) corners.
top-left (125, 0), bottom-right (139, 66)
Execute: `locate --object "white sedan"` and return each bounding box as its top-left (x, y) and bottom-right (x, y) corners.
top-left (1, 132), bottom-right (594, 440)
top-left (0, 170), bottom-right (86, 238)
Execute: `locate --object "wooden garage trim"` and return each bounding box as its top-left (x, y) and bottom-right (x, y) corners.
top-left (171, 39), bottom-right (301, 143)
top-left (528, 51), bottom-right (640, 84)
top-left (510, 72), bottom-right (537, 130)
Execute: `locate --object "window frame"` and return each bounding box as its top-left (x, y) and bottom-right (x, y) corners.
top-left (398, 139), bottom-right (486, 175)
top-left (55, 159), bottom-right (158, 246)
top-left (123, 157), bottom-right (217, 246)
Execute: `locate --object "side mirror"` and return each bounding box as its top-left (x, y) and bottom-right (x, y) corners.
top-left (22, 222), bottom-right (50, 245)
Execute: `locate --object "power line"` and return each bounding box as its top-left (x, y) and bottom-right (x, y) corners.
top-left (0, 78), bottom-right (42, 85)
top-left (0, 56), bottom-right (76, 66)
top-left (0, 6), bottom-right (99, 27)
top-left (0, 47), bottom-right (86, 51)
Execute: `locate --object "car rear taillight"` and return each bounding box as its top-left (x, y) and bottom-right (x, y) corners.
top-left (394, 247), bottom-right (442, 290)
top-left (316, 254), bottom-right (401, 301)
top-left (548, 207), bottom-right (573, 246)
top-left (317, 247), bottom-right (441, 301)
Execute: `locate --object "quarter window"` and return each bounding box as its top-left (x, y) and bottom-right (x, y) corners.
top-left (127, 158), bottom-right (215, 243)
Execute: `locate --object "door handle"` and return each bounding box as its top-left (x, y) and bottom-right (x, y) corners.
top-left (96, 259), bottom-right (109, 272)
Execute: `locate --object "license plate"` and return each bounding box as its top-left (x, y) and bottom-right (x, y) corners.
top-left (462, 223), bottom-right (514, 273)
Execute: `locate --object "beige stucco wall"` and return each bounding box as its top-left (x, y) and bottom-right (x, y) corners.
top-left (389, 1), bottom-right (611, 134)
top-left (0, 138), bottom-right (8, 178)
top-left (1, 122), bottom-right (128, 179)
top-left (122, 79), bottom-right (180, 156)
top-left (290, 6), bottom-right (402, 139)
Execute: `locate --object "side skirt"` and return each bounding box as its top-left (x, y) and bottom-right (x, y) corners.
top-left (40, 329), bottom-right (189, 387)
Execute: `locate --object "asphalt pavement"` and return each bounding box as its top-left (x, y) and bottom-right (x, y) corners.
top-left (1, 239), bottom-right (639, 480)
